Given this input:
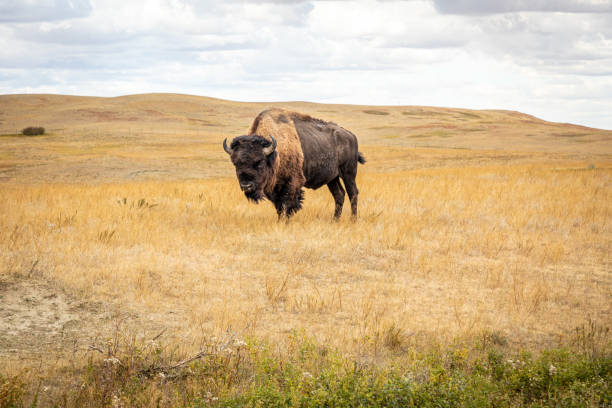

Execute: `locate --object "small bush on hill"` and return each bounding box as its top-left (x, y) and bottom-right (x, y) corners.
top-left (21, 127), bottom-right (45, 136)
top-left (363, 110), bottom-right (390, 115)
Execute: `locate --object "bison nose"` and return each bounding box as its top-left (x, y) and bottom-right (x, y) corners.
top-left (240, 182), bottom-right (255, 192)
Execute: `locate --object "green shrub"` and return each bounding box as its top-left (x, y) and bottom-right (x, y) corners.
top-left (216, 345), bottom-right (611, 408)
top-left (20, 127), bottom-right (45, 136)
top-left (363, 110), bottom-right (390, 115)
top-left (2, 332), bottom-right (610, 408)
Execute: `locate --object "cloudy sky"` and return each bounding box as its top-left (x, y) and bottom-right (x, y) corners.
top-left (1, 0), bottom-right (611, 129)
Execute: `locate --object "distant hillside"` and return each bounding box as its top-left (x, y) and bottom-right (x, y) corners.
top-left (1, 93), bottom-right (610, 154)
top-left (0, 93), bottom-right (611, 183)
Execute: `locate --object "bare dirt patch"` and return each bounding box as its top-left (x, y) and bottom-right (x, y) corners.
top-left (0, 276), bottom-right (188, 367)
top-left (0, 279), bottom-right (108, 360)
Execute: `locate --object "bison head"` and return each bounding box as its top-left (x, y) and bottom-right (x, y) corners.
top-left (223, 134), bottom-right (277, 202)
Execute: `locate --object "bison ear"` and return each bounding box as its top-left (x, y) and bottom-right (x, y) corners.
top-left (262, 135), bottom-right (277, 156)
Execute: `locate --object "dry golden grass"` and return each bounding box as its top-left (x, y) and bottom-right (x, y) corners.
top-left (2, 165), bottom-right (610, 358)
top-left (0, 93), bottom-right (611, 369)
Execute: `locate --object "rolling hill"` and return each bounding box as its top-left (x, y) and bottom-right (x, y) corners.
top-left (1, 93), bottom-right (610, 184)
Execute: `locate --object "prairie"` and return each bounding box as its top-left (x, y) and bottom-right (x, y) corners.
top-left (0, 94), bottom-right (610, 406)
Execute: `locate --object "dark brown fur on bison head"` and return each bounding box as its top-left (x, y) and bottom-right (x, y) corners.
top-left (223, 135), bottom-right (277, 202)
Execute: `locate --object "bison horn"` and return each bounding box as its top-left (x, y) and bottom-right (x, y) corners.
top-left (262, 135), bottom-right (277, 156)
top-left (223, 138), bottom-right (233, 155)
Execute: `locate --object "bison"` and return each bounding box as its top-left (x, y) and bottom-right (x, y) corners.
top-left (223, 108), bottom-right (365, 219)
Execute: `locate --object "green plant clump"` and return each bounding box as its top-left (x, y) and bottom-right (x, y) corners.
top-left (1, 334), bottom-right (610, 408)
top-left (363, 110), bottom-right (390, 116)
top-left (21, 126), bottom-right (45, 136)
top-left (219, 347), bottom-right (610, 408)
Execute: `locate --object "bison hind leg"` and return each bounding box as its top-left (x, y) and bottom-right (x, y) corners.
top-left (344, 179), bottom-right (359, 218)
top-left (340, 166), bottom-right (359, 218)
top-left (327, 177), bottom-right (345, 219)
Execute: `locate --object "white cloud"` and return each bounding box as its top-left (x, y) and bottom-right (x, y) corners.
top-left (0, 0), bottom-right (92, 22)
top-left (433, 0), bottom-right (612, 14)
top-left (0, 0), bottom-right (611, 129)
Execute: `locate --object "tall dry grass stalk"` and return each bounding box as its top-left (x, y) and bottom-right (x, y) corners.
top-left (2, 164), bottom-right (609, 359)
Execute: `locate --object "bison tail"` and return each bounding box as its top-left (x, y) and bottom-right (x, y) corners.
top-left (357, 152), bottom-right (366, 164)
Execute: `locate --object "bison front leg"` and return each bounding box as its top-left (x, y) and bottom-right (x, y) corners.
top-left (269, 186), bottom-right (304, 220)
top-left (273, 200), bottom-right (284, 220)
top-left (327, 177), bottom-right (345, 219)
top-left (267, 187), bottom-right (286, 221)
top-left (283, 188), bottom-right (304, 218)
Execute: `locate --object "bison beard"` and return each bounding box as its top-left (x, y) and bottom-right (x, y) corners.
top-left (223, 109), bottom-right (365, 219)
top-left (244, 188), bottom-right (263, 203)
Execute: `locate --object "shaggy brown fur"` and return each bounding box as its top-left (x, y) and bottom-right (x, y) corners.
top-left (224, 108), bottom-right (364, 218)
top-left (249, 109), bottom-right (306, 205)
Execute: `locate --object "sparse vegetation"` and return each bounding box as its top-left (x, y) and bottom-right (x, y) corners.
top-left (20, 126), bottom-right (45, 136)
top-left (363, 109), bottom-right (390, 115)
top-left (456, 111), bottom-right (481, 119)
top-left (1, 329), bottom-right (609, 407)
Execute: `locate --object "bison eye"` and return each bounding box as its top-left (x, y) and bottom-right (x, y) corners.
top-left (253, 160), bottom-right (263, 169)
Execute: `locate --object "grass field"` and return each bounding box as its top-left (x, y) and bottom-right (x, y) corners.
top-left (0, 94), bottom-right (610, 406)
